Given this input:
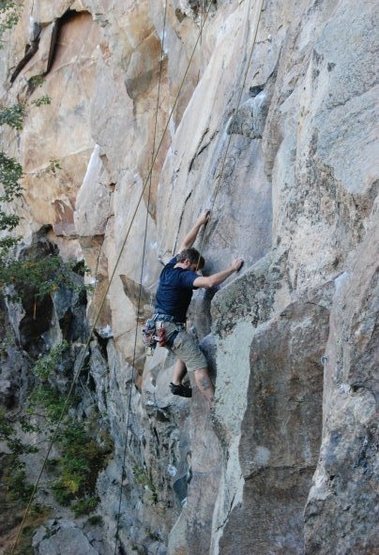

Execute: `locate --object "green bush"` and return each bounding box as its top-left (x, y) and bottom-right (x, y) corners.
top-left (0, 103), bottom-right (25, 129)
top-left (51, 479), bottom-right (75, 506)
top-left (32, 341), bottom-right (69, 381)
top-left (0, 253), bottom-right (90, 305)
top-left (29, 385), bottom-right (67, 423)
top-left (32, 95), bottom-right (51, 107)
top-left (48, 420), bottom-right (113, 509)
top-left (0, 151), bottom-right (23, 200)
top-left (28, 74), bottom-right (45, 89)
top-left (133, 465), bottom-right (158, 504)
top-left (0, 1), bottom-right (21, 47)
top-left (87, 514), bottom-right (103, 526)
top-left (72, 496), bottom-right (99, 517)
top-left (0, 409), bottom-right (37, 503)
top-left (5, 459), bottom-right (34, 501)
top-left (0, 408), bottom-right (38, 456)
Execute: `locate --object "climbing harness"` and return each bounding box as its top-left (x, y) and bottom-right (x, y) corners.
top-left (141, 317), bottom-right (168, 351)
top-left (142, 314), bottom-right (183, 352)
top-left (142, 317), bottom-right (159, 352)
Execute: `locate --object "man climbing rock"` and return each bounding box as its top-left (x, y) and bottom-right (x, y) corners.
top-left (154, 211), bottom-right (243, 405)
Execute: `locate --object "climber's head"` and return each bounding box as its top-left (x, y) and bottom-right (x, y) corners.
top-left (177, 248), bottom-right (205, 271)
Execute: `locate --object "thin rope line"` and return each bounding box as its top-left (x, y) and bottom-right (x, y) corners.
top-left (195, 0), bottom-right (264, 270)
top-left (209, 0), bottom-right (264, 210)
top-left (11, 9), bottom-right (101, 551)
top-left (10, 348), bottom-right (87, 554)
top-left (112, 0), bottom-right (168, 551)
top-left (11, 3), bottom-right (213, 553)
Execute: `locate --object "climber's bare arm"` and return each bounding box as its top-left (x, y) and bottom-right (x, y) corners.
top-left (179, 210), bottom-right (210, 251)
top-left (193, 258), bottom-right (243, 289)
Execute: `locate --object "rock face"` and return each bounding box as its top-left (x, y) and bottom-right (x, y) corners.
top-left (33, 520), bottom-right (100, 555)
top-left (0, 0), bottom-right (377, 554)
top-left (304, 206), bottom-right (379, 555)
top-left (214, 283), bottom-right (332, 554)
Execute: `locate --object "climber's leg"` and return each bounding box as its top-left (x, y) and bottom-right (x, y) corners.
top-left (171, 358), bottom-right (187, 385)
top-left (194, 367), bottom-right (214, 406)
top-left (169, 327), bottom-right (212, 403)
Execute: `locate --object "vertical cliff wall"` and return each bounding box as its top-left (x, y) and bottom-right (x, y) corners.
top-left (0, 0), bottom-right (377, 554)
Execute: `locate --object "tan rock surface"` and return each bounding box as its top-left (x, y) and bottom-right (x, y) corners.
top-left (0, 0), bottom-right (377, 554)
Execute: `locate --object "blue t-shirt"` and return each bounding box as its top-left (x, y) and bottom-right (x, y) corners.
top-left (155, 256), bottom-right (198, 322)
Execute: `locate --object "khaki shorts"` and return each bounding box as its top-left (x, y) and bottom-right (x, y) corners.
top-left (162, 321), bottom-right (207, 372)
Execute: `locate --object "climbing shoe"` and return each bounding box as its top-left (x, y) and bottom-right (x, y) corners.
top-left (169, 382), bottom-right (192, 398)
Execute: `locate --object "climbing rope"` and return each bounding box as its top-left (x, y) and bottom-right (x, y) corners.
top-left (196, 0), bottom-right (264, 267)
top-left (112, 4), bottom-right (266, 547)
top-left (11, 0), bottom-right (265, 550)
top-left (209, 0), bottom-right (264, 210)
top-left (112, 0), bottom-right (168, 550)
top-left (11, 2), bottom-right (214, 553)
top-left (113, 2), bottom-right (266, 549)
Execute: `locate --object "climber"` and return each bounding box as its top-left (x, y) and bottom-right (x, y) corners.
top-left (154, 210), bottom-right (243, 405)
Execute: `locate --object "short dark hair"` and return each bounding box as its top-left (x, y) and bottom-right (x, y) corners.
top-left (177, 248), bottom-right (205, 270)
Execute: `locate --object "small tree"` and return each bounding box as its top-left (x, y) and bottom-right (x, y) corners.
top-left (0, 106), bottom-right (24, 267)
top-left (0, 104), bottom-right (83, 298)
top-left (0, 3), bottom-right (77, 299)
top-left (0, 1), bottom-right (21, 47)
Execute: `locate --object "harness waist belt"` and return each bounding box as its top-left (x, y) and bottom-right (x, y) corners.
top-left (153, 313), bottom-right (185, 324)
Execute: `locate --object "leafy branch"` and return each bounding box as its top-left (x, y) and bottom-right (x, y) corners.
top-left (0, 151), bottom-right (23, 200)
top-left (0, 103), bottom-right (25, 129)
top-left (32, 95), bottom-right (51, 107)
top-left (0, 1), bottom-right (21, 47)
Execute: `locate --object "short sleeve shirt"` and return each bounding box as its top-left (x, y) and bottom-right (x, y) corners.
top-left (155, 256), bottom-right (198, 322)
